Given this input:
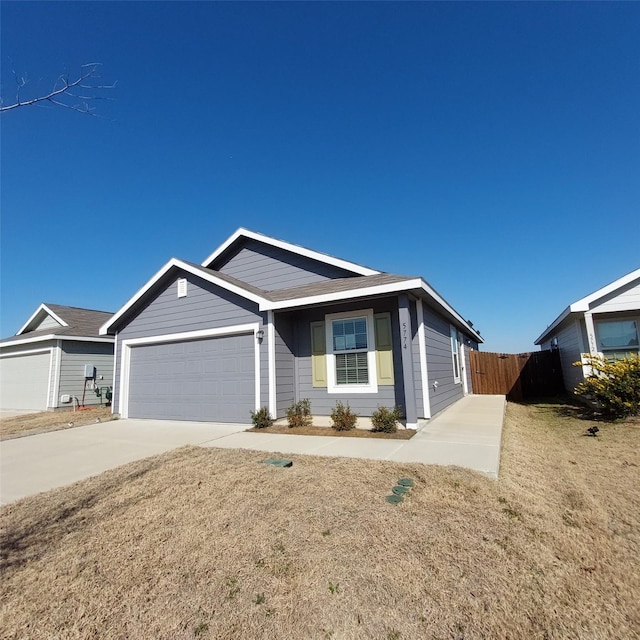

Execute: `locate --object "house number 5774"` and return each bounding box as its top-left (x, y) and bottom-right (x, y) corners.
top-left (402, 322), bottom-right (408, 349)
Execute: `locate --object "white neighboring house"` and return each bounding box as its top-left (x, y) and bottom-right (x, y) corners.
top-left (0, 304), bottom-right (114, 412)
top-left (535, 268), bottom-right (640, 392)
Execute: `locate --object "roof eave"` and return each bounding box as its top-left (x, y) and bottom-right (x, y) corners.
top-left (16, 303), bottom-right (69, 335)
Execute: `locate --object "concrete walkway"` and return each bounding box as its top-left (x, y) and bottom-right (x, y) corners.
top-left (0, 395), bottom-right (505, 505)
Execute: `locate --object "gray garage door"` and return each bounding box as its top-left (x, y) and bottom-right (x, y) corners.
top-left (0, 351), bottom-right (51, 411)
top-left (127, 333), bottom-right (255, 423)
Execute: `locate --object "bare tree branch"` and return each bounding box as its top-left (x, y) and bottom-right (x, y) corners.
top-left (1, 63), bottom-right (116, 115)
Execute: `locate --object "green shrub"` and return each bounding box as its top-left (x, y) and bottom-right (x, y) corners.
top-left (370, 405), bottom-right (402, 433)
top-left (250, 406), bottom-right (274, 429)
top-left (286, 398), bottom-right (312, 428)
top-left (330, 401), bottom-right (358, 431)
top-left (573, 354), bottom-right (640, 418)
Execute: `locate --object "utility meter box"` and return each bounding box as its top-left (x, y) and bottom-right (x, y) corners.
top-left (84, 364), bottom-right (96, 379)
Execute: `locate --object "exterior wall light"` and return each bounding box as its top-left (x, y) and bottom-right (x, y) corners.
top-left (256, 329), bottom-right (265, 341)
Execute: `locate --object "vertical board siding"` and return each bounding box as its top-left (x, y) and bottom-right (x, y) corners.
top-left (113, 273), bottom-right (263, 414)
top-left (216, 239), bottom-right (356, 291)
top-left (59, 342), bottom-right (115, 408)
top-left (410, 301), bottom-right (425, 418)
top-left (423, 304), bottom-right (464, 416)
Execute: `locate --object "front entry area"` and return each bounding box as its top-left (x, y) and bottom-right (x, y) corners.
top-left (126, 333), bottom-right (256, 423)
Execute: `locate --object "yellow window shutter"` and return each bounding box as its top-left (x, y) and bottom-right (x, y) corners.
top-left (310, 321), bottom-right (327, 388)
top-left (374, 312), bottom-right (394, 385)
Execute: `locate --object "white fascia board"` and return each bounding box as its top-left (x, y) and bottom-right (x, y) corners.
top-left (534, 306), bottom-right (573, 345)
top-left (201, 227), bottom-right (380, 276)
top-left (419, 281), bottom-right (483, 344)
top-left (17, 303), bottom-right (69, 335)
top-left (99, 257), bottom-right (269, 335)
top-left (571, 268), bottom-right (640, 310)
top-left (261, 279), bottom-right (424, 311)
top-left (1, 335), bottom-right (115, 349)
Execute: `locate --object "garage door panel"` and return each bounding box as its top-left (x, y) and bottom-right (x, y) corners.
top-left (127, 333), bottom-right (255, 423)
top-left (0, 352), bottom-right (51, 411)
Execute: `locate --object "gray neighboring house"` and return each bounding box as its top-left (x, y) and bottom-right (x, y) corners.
top-left (0, 304), bottom-right (115, 411)
top-left (535, 268), bottom-right (640, 392)
top-left (101, 228), bottom-right (483, 427)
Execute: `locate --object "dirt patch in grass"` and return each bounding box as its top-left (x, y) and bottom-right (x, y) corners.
top-left (0, 407), bottom-right (116, 440)
top-left (1, 401), bottom-right (639, 639)
top-left (248, 423), bottom-right (415, 439)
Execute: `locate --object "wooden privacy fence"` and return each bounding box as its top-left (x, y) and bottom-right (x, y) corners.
top-left (469, 350), bottom-right (564, 401)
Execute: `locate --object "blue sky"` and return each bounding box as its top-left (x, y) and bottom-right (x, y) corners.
top-left (1, 1), bottom-right (638, 352)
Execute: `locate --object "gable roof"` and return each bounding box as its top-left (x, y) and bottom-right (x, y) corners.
top-left (100, 257), bottom-right (483, 343)
top-left (1, 304), bottom-right (115, 347)
top-left (201, 228), bottom-right (380, 276)
top-left (535, 267), bottom-right (640, 345)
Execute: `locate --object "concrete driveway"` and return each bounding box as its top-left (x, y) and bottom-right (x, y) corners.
top-left (0, 419), bottom-right (247, 505)
top-left (1, 395), bottom-right (505, 505)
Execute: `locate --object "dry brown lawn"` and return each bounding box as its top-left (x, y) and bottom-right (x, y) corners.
top-left (1, 401), bottom-right (639, 639)
top-left (0, 407), bottom-right (115, 440)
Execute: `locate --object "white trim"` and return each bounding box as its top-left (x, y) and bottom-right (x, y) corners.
top-left (201, 227), bottom-right (380, 276)
top-left (535, 268), bottom-right (640, 344)
top-left (118, 323), bottom-right (260, 419)
top-left (1, 334), bottom-right (114, 349)
top-left (100, 257), bottom-right (269, 335)
top-left (261, 278), bottom-right (483, 343)
top-left (416, 300), bottom-right (431, 419)
top-left (325, 309), bottom-right (378, 394)
top-left (112, 335), bottom-right (118, 415)
top-left (461, 344), bottom-right (469, 395)
top-left (267, 311), bottom-right (276, 416)
top-left (450, 325), bottom-right (462, 384)
top-left (0, 346), bottom-right (54, 410)
top-left (52, 340), bottom-right (62, 408)
top-left (17, 303), bottom-right (69, 335)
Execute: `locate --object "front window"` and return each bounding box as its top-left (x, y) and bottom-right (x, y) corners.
top-left (326, 310), bottom-right (378, 393)
top-left (597, 320), bottom-right (639, 360)
top-left (451, 326), bottom-right (461, 383)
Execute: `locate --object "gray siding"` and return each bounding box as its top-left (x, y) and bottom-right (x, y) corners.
top-left (216, 239), bottom-right (356, 291)
top-left (274, 313), bottom-right (295, 417)
top-left (423, 304), bottom-right (464, 416)
top-left (58, 341), bottom-right (114, 408)
top-left (292, 298), bottom-right (404, 417)
top-left (113, 273), bottom-right (265, 414)
top-left (410, 301), bottom-right (425, 418)
top-left (542, 319), bottom-right (583, 392)
top-left (35, 315), bottom-right (63, 331)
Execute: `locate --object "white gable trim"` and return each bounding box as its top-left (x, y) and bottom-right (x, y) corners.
top-left (201, 228), bottom-right (380, 276)
top-left (1, 335), bottom-right (114, 349)
top-left (100, 258), bottom-right (270, 335)
top-left (535, 268), bottom-right (640, 345)
top-left (17, 303), bottom-right (69, 335)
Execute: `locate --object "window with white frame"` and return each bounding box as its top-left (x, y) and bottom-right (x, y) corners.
top-left (325, 309), bottom-right (378, 393)
top-left (451, 326), bottom-right (461, 383)
top-left (596, 320), bottom-right (639, 360)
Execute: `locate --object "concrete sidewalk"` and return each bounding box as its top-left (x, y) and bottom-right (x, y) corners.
top-left (0, 395), bottom-right (505, 505)
top-left (208, 394), bottom-right (506, 477)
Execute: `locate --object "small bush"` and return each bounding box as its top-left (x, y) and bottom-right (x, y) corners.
top-left (286, 399), bottom-right (312, 428)
top-left (574, 354), bottom-right (640, 418)
top-left (370, 405), bottom-right (402, 433)
top-left (330, 401), bottom-right (358, 431)
top-left (250, 406), bottom-right (274, 429)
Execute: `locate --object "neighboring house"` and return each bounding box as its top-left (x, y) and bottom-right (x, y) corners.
top-left (535, 268), bottom-right (640, 392)
top-left (0, 304), bottom-right (115, 411)
top-left (100, 228), bottom-right (483, 427)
